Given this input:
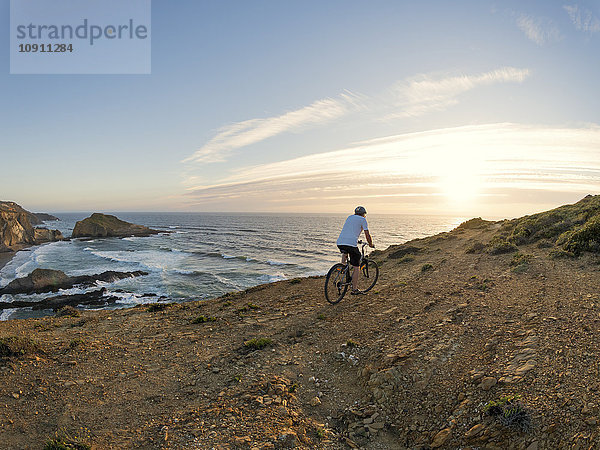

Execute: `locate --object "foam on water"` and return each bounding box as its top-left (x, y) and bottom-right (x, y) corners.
top-left (259, 273), bottom-right (287, 283)
top-left (267, 260), bottom-right (293, 266)
top-left (0, 308), bottom-right (17, 321)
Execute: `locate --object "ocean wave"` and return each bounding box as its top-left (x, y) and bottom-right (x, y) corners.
top-left (89, 249), bottom-right (188, 271)
top-left (266, 260), bottom-right (294, 266)
top-left (191, 251), bottom-right (254, 262)
top-left (304, 269), bottom-right (328, 277)
top-left (102, 290), bottom-right (146, 305)
top-left (258, 273), bottom-right (287, 283)
top-left (0, 308), bottom-right (17, 321)
top-left (170, 268), bottom-right (204, 275)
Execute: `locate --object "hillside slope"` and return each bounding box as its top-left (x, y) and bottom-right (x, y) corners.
top-left (1, 197), bottom-right (600, 449)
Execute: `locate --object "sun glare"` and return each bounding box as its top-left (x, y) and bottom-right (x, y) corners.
top-left (441, 171), bottom-right (482, 205)
top-left (435, 144), bottom-right (484, 207)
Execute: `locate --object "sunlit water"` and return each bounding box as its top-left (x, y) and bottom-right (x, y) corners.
top-left (0, 213), bottom-right (464, 320)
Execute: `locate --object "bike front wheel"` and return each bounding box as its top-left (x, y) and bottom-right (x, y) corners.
top-left (324, 263), bottom-right (349, 304)
top-left (356, 259), bottom-right (379, 293)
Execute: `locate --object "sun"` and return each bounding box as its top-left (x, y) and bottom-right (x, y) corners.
top-left (434, 146), bottom-right (484, 208)
top-left (441, 171), bottom-right (482, 205)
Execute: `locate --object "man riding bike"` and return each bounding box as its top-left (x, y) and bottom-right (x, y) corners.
top-left (336, 206), bottom-right (374, 295)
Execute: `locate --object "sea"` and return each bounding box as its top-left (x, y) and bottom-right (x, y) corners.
top-left (0, 213), bottom-right (465, 320)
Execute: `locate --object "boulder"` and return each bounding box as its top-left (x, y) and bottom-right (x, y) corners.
top-left (72, 213), bottom-right (162, 238)
top-left (34, 228), bottom-right (65, 244)
top-left (1, 268), bottom-right (69, 294)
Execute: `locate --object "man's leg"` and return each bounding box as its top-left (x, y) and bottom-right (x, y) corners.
top-left (341, 253), bottom-right (347, 264)
top-left (352, 265), bottom-right (359, 291)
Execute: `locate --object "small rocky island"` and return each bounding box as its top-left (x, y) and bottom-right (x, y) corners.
top-left (72, 213), bottom-right (162, 238)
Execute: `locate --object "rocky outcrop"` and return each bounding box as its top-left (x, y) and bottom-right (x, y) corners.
top-left (0, 201), bottom-right (63, 252)
top-left (72, 213), bottom-right (162, 239)
top-left (34, 228), bottom-right (65, 244)
top-left (0, 202), bottom-right (36, 249)
top-left (0, 268), bottom-right (149, 295)
top-left (0, 288), bottom-right (120, 311)
top-left (34, 213), bottom-right (59, 222)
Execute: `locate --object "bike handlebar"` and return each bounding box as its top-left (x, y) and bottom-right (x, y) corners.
top-left (358, 240), bottom-right (374, 249)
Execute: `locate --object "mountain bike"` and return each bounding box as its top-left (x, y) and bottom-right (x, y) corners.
top-left (324, 240), bottom-right (379, 304)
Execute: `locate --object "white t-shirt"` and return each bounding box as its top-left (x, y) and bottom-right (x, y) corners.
top-left (337, 214), bottom-right (369, 247)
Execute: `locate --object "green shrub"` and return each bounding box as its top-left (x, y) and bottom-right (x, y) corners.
top-left (549, 248), bottom-right (575, 259)
top-left (466, 241), bottom-right (486, 254)
top-left (244, 338), bottom-right (273, 350)
top-left (192, 315), bottom-right (216, 324)
top-left (510, 253), bottom-right (533, 273)
top-left (388, 245), bottom-right (421, 259)
top-left (488, 239), bottom-right (518, 255)
top-left (557, 214), bottom-right (600, 255)
top-left (146, 303), bottom-right (174, 312)
top-left (345, 339), bottom-right (358, 348)
top-left (456, 217), bottom-right (490, 230)
top-left (484, 394), bottom-right (531, 433)
top-left (421, 263), bottom-right (434, 272)
top-left (56, 306), bottom-right (81, 318)
top-left (69, 339), bottom-right (85, 350)
top-left (231, 374), bottom-right (242, 383)
top-left (0, 336), bottom-right (41, 357)
top-left (490, 196), bottom-right (600, 251)
top-left (44, 429), bottom-right (91, 450)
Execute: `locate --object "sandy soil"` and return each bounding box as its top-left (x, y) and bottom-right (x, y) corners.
top-left (1, 222), bottom-right (599, 449)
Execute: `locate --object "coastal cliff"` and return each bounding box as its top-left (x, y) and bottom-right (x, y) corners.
top-left (0, 201), bottom-right (63, 252)
top-left (1, 196), bottom-right (600, 448)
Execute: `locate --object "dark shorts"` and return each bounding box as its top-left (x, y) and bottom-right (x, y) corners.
top-left (338, 245), bottom-right (361, 266)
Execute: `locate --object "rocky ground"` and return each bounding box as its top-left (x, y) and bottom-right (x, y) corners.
top-left (1, 211), bottom-right (600, 449)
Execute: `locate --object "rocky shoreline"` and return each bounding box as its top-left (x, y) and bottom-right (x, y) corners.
top-left (0, 204), bottom-right (167, 319)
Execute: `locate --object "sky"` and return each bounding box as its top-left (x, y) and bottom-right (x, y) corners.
top-left (1, 0), bottom-right (600, 218)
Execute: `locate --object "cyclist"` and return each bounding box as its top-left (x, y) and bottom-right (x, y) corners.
top-left (336, 206), bottom-right (374, 295)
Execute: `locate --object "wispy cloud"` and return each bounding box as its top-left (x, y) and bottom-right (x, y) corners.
top-left (184, 67), bottom-right (530, 165)
top-left (182, 124), bottom-right (600, 215)
top-left (183, 91), bottom-right (363, 163)
top-left (564, 4), bottom-right (600, 34)
top-left (385, 67), bottom-right (530, 119)
top-left (516, 14), bottom-right (562, 45)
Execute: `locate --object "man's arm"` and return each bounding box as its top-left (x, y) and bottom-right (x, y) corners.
top-left (364, 229), bottom-right (374, 248)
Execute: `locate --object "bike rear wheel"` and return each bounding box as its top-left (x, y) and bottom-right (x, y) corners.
top-left (324, 263), bottom-right (349, 304)
top-left (356, 259), bottom-right (379, 293)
